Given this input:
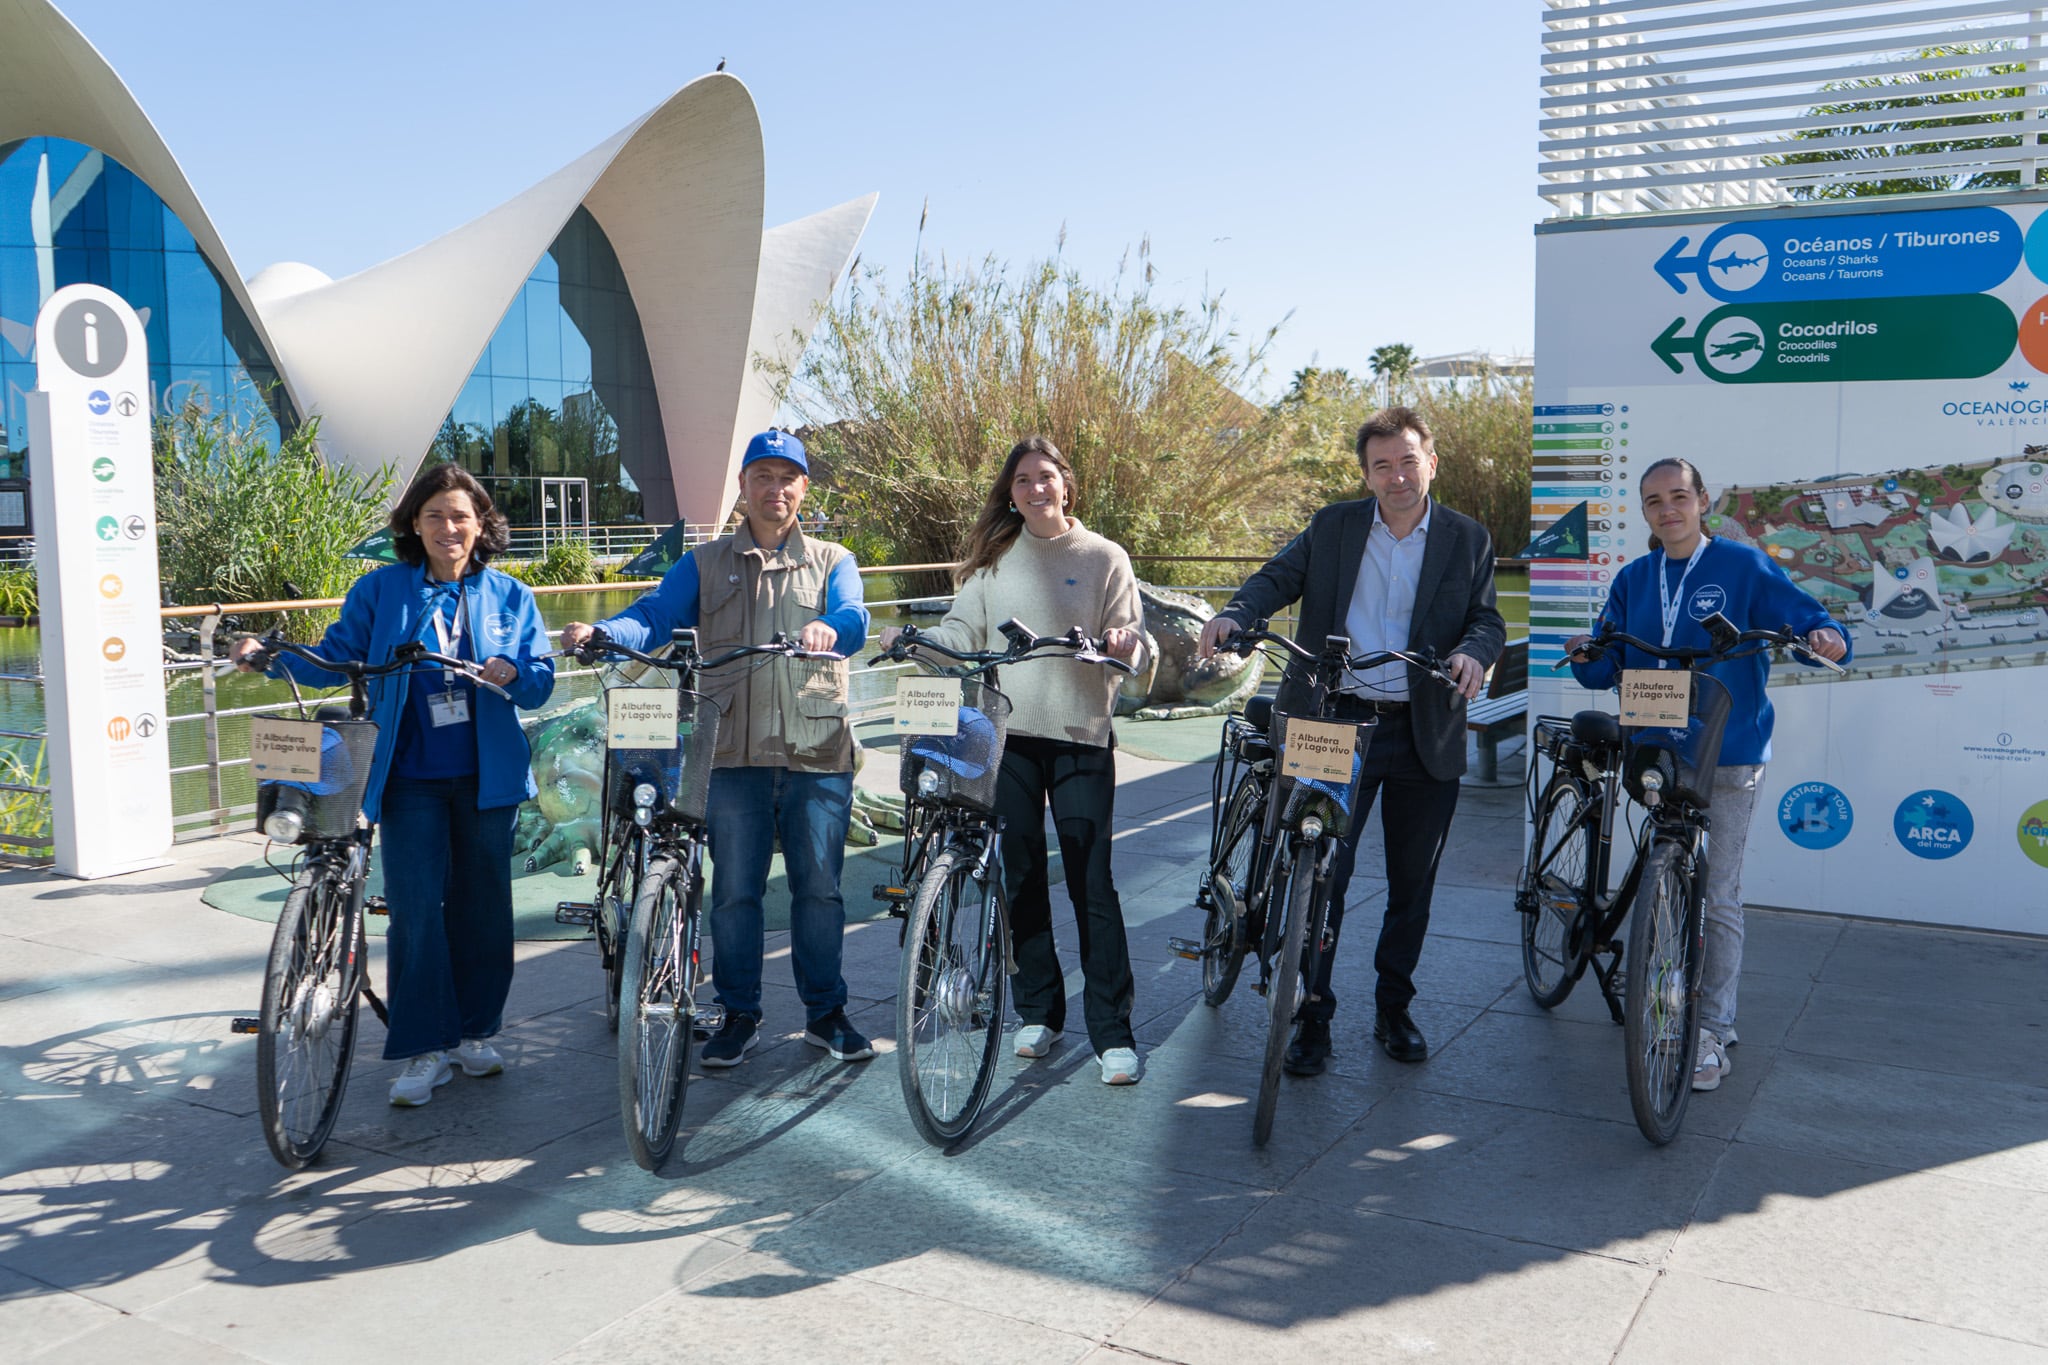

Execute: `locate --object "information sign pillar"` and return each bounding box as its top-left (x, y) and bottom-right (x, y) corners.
top-left (26, 285), bottom-right (173, 878)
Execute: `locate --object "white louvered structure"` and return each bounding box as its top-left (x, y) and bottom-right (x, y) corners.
top-left (1542, 0), bottom-right (2048, 219)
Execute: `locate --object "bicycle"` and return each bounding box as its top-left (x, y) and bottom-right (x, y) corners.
top-left (866, 620), bottom-right (1134, 1147)
top-left (562, 625), bottom-right (830, 1172)
top-left (227, 635), bottom-right (510, 1170)
top-left (1168, 622), bottom-right (1457, 1146)
top-left (1517, 614), bottom-right (1845, 1144)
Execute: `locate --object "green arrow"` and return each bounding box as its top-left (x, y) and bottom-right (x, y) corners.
top-left (1651, 296), bottom-right (2017, 383)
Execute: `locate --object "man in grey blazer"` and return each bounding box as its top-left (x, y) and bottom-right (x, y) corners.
top-left (1198, 407), bottom-right (1505, 1071)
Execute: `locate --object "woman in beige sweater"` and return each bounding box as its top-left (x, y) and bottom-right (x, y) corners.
top-left (882, 437), bottom-right (1150, 1084)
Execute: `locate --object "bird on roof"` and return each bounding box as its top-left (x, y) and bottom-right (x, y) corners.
top-left (715, 57), bottom-right (726, 71)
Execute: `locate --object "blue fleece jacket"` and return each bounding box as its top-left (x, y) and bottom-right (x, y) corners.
top-left (1569, 537), bottom-right (1850, 766)
top-left (597, 545), bottom-right (869, 654)
top-left (269, 562), bottom-right (555, 822)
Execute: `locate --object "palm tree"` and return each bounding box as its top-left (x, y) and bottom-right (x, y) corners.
top-left (1368, 343), bottom-right (1416, 406)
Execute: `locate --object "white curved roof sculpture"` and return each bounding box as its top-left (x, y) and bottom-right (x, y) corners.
top-left (0, 0), bottom-right (305, 416)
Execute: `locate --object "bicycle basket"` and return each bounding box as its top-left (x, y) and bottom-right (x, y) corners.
top-left (899, 676), bottom-right (1013, 813)
top-left (603, 687), bottom-right (722, 826)
top-left (254, 718), bottom-right (378, 841)
top-left (1272, 709), bottom-right (1374, 841)
top-left (1624, 672), bottom-right (1733, 810)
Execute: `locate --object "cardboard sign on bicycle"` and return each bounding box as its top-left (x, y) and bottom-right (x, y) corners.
top-left (1619, 669), bottom-right (1691, 727)
top-left (1281, 717), bottom-right (1357, 782)
top-left (608, 689), bottom-right (679, 749)
top-left (249, 717), bottom-right (324, 781)
top-left (894, 675), bottom-right (961, 736)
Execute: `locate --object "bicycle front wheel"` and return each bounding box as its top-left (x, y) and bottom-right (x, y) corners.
top-left (897, 844), bottom-right (1007, 1147)
top-left (1254, 844), bottom-right (1314, 1148)
top-left (1623, 840), bottom-right (1703, 1145)
top-left (1202, 773), bottom-right (1262, 1007)
top-left (1521, 776), bottom-right (1594, 1008)
top-left (256, 873), bottom-right (365, 1169)
top-left (618, 855), bottom-right (697, 1172)
top-left (599, 827), bottom-right (646, 1034)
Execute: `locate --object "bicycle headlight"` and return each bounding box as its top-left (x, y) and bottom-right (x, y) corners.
top-left (632, 783), bottom-right (658, 809)
top-left (1638, 768), bottom-right (1663, 808)
top-left (264, 809), bottom-right (304, 843)
top-left (917, 768), bottom-right (941, 798)
top-left (1299, 814), bottom-right (1326, 842)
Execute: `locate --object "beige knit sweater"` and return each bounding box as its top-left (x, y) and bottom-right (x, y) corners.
top-left (918, 519), bottom-right (1150, 748)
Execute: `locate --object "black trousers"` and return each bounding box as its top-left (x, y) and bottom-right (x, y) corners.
top-left (995, 735), bottom-right (1136, 1052)
top-left (1301, 706), bottom-right (1461, 1023)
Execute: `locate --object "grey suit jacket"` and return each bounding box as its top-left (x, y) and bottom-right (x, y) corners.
top-left (1222, 497), bottom-right (1506, 782)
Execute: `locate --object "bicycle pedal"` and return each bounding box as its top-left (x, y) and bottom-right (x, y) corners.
top-left (872, 884), bottom-right (910, 904)
top-left (365, 896), bottom-right (388, 916)
top-left (229, 1017), bottom-right (260, 1034)
top-left (1166, 936), bottom-right (1206, 961)
top-left (690, 1003), bottom-right (726, 1039)
top-left (554, 901), bottom-right (597, 926)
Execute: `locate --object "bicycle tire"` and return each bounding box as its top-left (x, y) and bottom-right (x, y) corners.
top-left (598, 827), bottom-right (646, 1034)
top-left (897, 844), bottom-right (1007, 1146)
top-left (1253, 845), bottom-right (1315, 1148)
top-left (1623, 840), bottom-right (1703, 1145)
top-left (256, 872), bottom-right (364, 1169)
top-left (1202, 773), bottom-right (1263, 1008)
top-left (618, 855), bottom-right (696, 1172)
top-left (1521, 775), bottom-right (1595, 1008)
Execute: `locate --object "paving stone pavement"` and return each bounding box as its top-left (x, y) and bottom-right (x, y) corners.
top-left (2, 738), bottom-right (2045, 1363)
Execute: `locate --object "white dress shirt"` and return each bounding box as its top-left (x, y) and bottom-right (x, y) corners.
top-left (1341, 499), bottom-right (1431, 700)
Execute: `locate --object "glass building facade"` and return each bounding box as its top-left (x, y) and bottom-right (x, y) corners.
top-left (0, 137), bottom-right (297, 481)
top-left (427, 206), bottom-right (670, 527)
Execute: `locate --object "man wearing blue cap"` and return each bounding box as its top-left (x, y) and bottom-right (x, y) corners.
top-left (562, 430), bottom-right (874, 1066)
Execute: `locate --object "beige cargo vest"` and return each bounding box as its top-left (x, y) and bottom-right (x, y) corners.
top-left (693, 525), bottom-right (855, 772)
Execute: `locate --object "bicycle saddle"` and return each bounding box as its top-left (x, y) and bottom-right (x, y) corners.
top-left (1243, 695), bottom-right (1275, 733)
top-left (1571, 709), bottom-right (1623, 750)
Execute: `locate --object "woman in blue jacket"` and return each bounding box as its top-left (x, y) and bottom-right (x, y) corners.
top-left (234, 464), bottom-right (555, 1107)
top-left (1567, 457), bottom-right (1848, 1095)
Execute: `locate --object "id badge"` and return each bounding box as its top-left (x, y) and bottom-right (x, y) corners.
top-left (428, 689), bottom-right (472, 727)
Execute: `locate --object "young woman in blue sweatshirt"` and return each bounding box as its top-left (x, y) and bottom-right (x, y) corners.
top-left (1567, 457), bottom-right (1849, 1094)
top-left (234, 464), bottom-right (555, 1107)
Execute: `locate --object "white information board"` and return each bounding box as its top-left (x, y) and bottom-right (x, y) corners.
top-left (26, 286), bottom-right (173, 878)
top-left (1534, 197), bottom-right (2048, 931)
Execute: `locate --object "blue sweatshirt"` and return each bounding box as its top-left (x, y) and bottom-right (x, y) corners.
top-left (269, 562), bottom-right (556, 822)
top-left (1569, 537), bottom-right (1851, 766)
top-left (598, 543), bottom-right (869, 654)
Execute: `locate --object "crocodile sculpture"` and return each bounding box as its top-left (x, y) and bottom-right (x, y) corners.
top-left (1116, 581), bottom-right (1265, 721)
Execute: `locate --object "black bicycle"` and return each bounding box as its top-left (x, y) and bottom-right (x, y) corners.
top-left (1170, 623), bottom-right (1456, 1146)
top-left (1518, 615), bottom-right (1844, 1143)
top-left (227, 635), bottom-right (508, 1169)
top-left (867, 621), bottom-right (1133, 1146)
top-left (562, 625), bottom-right (829, 1172)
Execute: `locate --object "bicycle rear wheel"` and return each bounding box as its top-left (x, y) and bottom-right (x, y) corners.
top-left (1201, 774), bottom-right (1263, 1007)
top-left (1623, 841), bottom-right (1703, 1145)
top-left (898, 844), bottom-right (1007, 1146)
top-left (1520, 776), bottom-right (1595, 1008)
top-left (598, 827), bottom-right (646, 1034)
top-left (256, 872), bottom-right (365, 1169)
top-left (618, 854), bottom-right (697, 1171)
top-left (1253, 845), bottom-right (1314, 1148)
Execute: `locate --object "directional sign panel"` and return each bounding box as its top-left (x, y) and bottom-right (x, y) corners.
top-left (1654, 207), bottom-right (2023, 302)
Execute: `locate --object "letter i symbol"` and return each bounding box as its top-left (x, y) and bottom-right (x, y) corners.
top-left (82, 310), bottom-right (100, 366)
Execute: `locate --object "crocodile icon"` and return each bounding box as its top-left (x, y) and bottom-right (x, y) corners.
top-left (1710, 251), bottom-right (1765, 272)
top-left (1709, 331), bottom-right (1763, 359)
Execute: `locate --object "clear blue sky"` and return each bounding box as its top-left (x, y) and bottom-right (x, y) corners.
top-left (60, 0), bottom-right (1538, 399)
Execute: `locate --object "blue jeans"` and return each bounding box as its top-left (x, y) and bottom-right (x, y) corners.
top-left (704, 766), bottom-right (854, 1022)
top-left (377, 775), bottom-right (517, 1060)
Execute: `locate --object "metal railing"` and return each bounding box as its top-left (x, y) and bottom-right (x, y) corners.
top-left (1541, 0), bottom-right (2048, 218)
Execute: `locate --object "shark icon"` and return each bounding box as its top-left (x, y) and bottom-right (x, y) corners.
top-left (1709, 251), bottom-right (1765, 273)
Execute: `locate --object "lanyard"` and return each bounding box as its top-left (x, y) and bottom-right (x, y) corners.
top-left (1656, 540), bottom-right (1708, 658)
top-left (430, 583), bottom-right (468, 684)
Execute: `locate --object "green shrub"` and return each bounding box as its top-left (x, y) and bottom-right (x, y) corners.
top-left (504, 537), bottom-right (598, 588)
top-left (0, 562), bottom-right (35, 619)
top-left (0, 742), bottom-right (50, 846)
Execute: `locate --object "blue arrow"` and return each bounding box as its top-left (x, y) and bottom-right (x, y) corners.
top-left (1655, 236), bottom-right (1706, 295)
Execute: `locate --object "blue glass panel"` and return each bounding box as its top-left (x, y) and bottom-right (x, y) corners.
top-left (161, 204), bottom-right (196, 253)
top-left (559, 311), bottom-right (592, 387)
top-left (486, 287), bottom-right (527, 379)
top-left (527, 250), bottom-right (558, 284)
top-left (0, 144), bottom-right (39, 248)
top-left (164, 251), bottom-right (225, 366)
top-left (0, 246), bottom-right (37, 357)
top-left (523, 279), bottom-right (561, 381)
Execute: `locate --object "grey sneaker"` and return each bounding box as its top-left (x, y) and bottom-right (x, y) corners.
top-left (1692, 1029), bottom-right (1731, 1092)
top-left (1098, 1047), bottom-right (1143, 1086)
top-left (1014, 1025), bottom-right (1062, 1058)
top-left (803, 1009), bottom-right (875, 1062)
top-left (454, 1038), bottom-right (504, 1077)
top-left (389, 1051), bottom-right (453, 1106)
top-left (700, 1013), bottom-right (760, 1068)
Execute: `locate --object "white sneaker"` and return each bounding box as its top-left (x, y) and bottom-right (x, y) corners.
top-left (389, 1051), bottom-right (453, 1107)
top-left (1692, 1029), bottom-right (1731, 1092)
top-left (1015, 1025), bottom-right (1062, 1058)
top-left (1098, 1047), bottom-right (1142, 1086)
top-left (454, 1038), bottom-right (504, 1077)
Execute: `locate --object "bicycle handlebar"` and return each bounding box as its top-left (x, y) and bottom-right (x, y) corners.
top-left (864, 619), bottom-right (1138, 676)
top-left (1220, 621), bottom-right (1459, 691)
top-left (562, 625), bottom-right (839, 674)
top-left (233, 635), bottom-right (515, 700)
top-left (1552, 619), bottom-right (1847, 675)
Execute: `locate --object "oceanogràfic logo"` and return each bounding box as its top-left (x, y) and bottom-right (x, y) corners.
top-left (1893, 788), bottom-right (1973, 860)
top-left (2017, 799), bottom-right (2048, 870)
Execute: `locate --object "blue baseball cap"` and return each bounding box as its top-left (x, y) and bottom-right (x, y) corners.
top-left (740, 429), bottom-right (807, 474)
